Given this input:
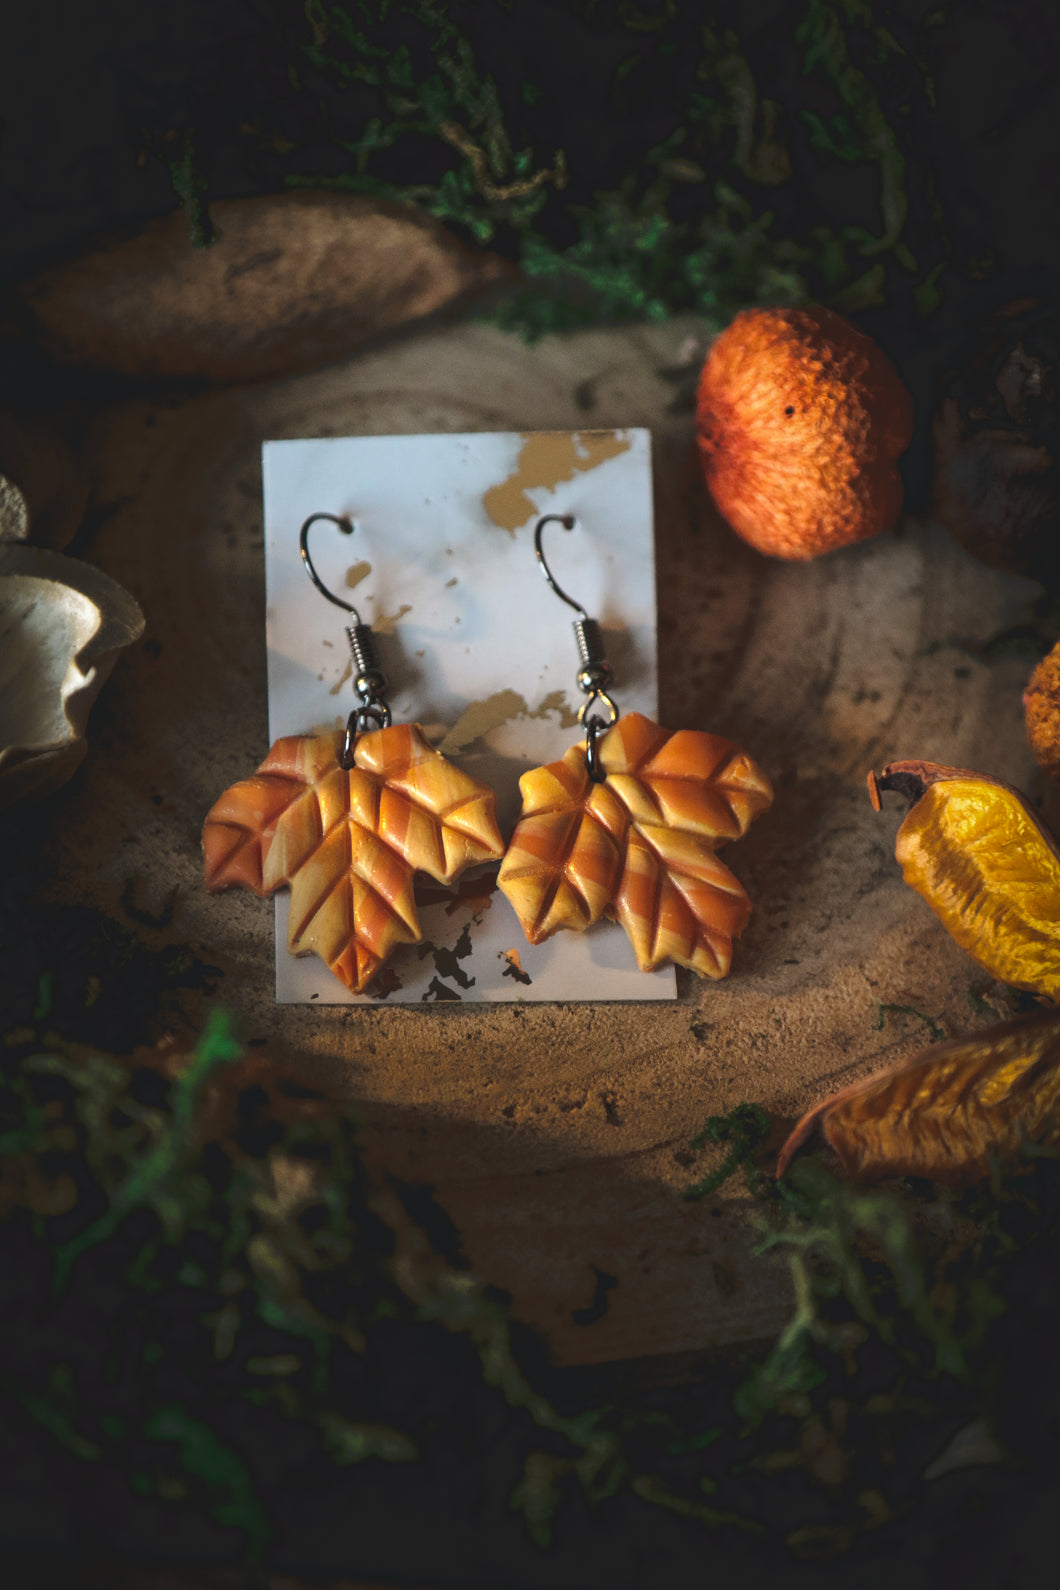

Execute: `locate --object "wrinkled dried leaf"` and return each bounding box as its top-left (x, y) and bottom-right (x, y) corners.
top-left (777, 1007), bottom-right (1060, 1184)
top-left (498, 712), bottom-right (772, 977)
top-left (203, 724), bottom-right (504, 992)
top-left (869, 760), bottom-right (1060, 1002)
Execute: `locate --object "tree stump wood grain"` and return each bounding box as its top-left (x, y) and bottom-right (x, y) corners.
top-left (27, 314), bottom-right (1047, 1369)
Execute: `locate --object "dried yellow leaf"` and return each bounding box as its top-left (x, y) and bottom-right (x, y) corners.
top-left (778, 1007), bottom-right (1060, 1185)
top-left (869, 760), bottom-right (1060, 1003)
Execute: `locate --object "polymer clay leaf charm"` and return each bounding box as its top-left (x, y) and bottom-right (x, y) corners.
top-left (498, 711), bottom-right (773, 977)
top-left (203, 724), bottom-right (504, 993)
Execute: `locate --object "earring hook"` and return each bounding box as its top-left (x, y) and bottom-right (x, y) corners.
top-left (299, 512), bottom-right (364, 625)
top-left (298, 510), bottom-right (390, 765)
top-left (532, 513), bottom-right (618, 781)
top-left (534, 514), bottom-right (588, 619)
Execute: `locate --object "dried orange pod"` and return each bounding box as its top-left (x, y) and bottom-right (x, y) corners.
top-left (1024, 641), bottom-right (1060, 781)
top-left (204, 725), bottom-right (504, 993)
top-left (869, 759), bottom-right (1060, 1003)
top-left (498, 712), bottom-right (772, 978)
top-left (777, 1006), bottom-right (1060, 1185)
top-left (696, 304), bottom-right (913, 560)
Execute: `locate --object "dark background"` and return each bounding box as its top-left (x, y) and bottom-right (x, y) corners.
top-left (3, 0), bottom-right (1058, 298)
top-left (2, 4), bottom-right (1059, 1588)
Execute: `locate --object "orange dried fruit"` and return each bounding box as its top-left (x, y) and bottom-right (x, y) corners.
top-left (1024, 641), bottom-right (1060, 781)
top-left (695, 304), bottom-right (914, 560)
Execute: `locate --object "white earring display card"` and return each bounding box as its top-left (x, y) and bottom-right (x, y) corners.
top-left (261, 428), bottom-right (674, 1004)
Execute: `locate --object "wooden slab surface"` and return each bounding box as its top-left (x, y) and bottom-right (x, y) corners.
top-left (28, 315), bottom-right (1049, 1367)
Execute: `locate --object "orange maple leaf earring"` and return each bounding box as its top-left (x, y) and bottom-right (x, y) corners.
top-left (497, 514), bottom-right (774, 979)
top-left (203, 512), bottom-right (505, 994)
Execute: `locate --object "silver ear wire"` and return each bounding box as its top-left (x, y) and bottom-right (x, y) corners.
top-left (533, 514), bottom-right (618, 780)
top-left (299, 513), bottom-right (392, 766)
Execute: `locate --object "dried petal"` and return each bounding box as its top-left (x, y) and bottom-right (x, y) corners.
top-left (203, 725), bottom-right (504, 993)
top-left (777, 1008), bottom-right (1060, 1185)
top-left (869, 760), bottom-right (1060, 1002)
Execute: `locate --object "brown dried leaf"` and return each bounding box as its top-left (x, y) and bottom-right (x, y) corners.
top-left (777, 1007), bottom-right (1060, 1185)
top-left (203, 725), bottom-right (503, 992)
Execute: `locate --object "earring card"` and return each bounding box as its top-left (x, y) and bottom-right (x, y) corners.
top-left (261, 428), bottom-right (674, 1004)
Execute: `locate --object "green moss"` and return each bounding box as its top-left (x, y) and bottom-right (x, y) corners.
top-left (168, 133), bottom-right (217, 248)
top-left (685, 1102), bottom-right (772, 1200)
top-left (51, 1010), bottom-right (242, 1293)
top-left (3, 1004), bottom-right (1057, 1563)
top-left (873, 1002), bottom-right (946, 1043)
top-left (156, 1), bottom-right (945, 335)
top-left (145, 1405), bottom-right (271, 1550)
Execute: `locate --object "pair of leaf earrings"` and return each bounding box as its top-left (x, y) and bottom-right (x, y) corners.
top-left (203, 512), bottom-right (773, 994)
